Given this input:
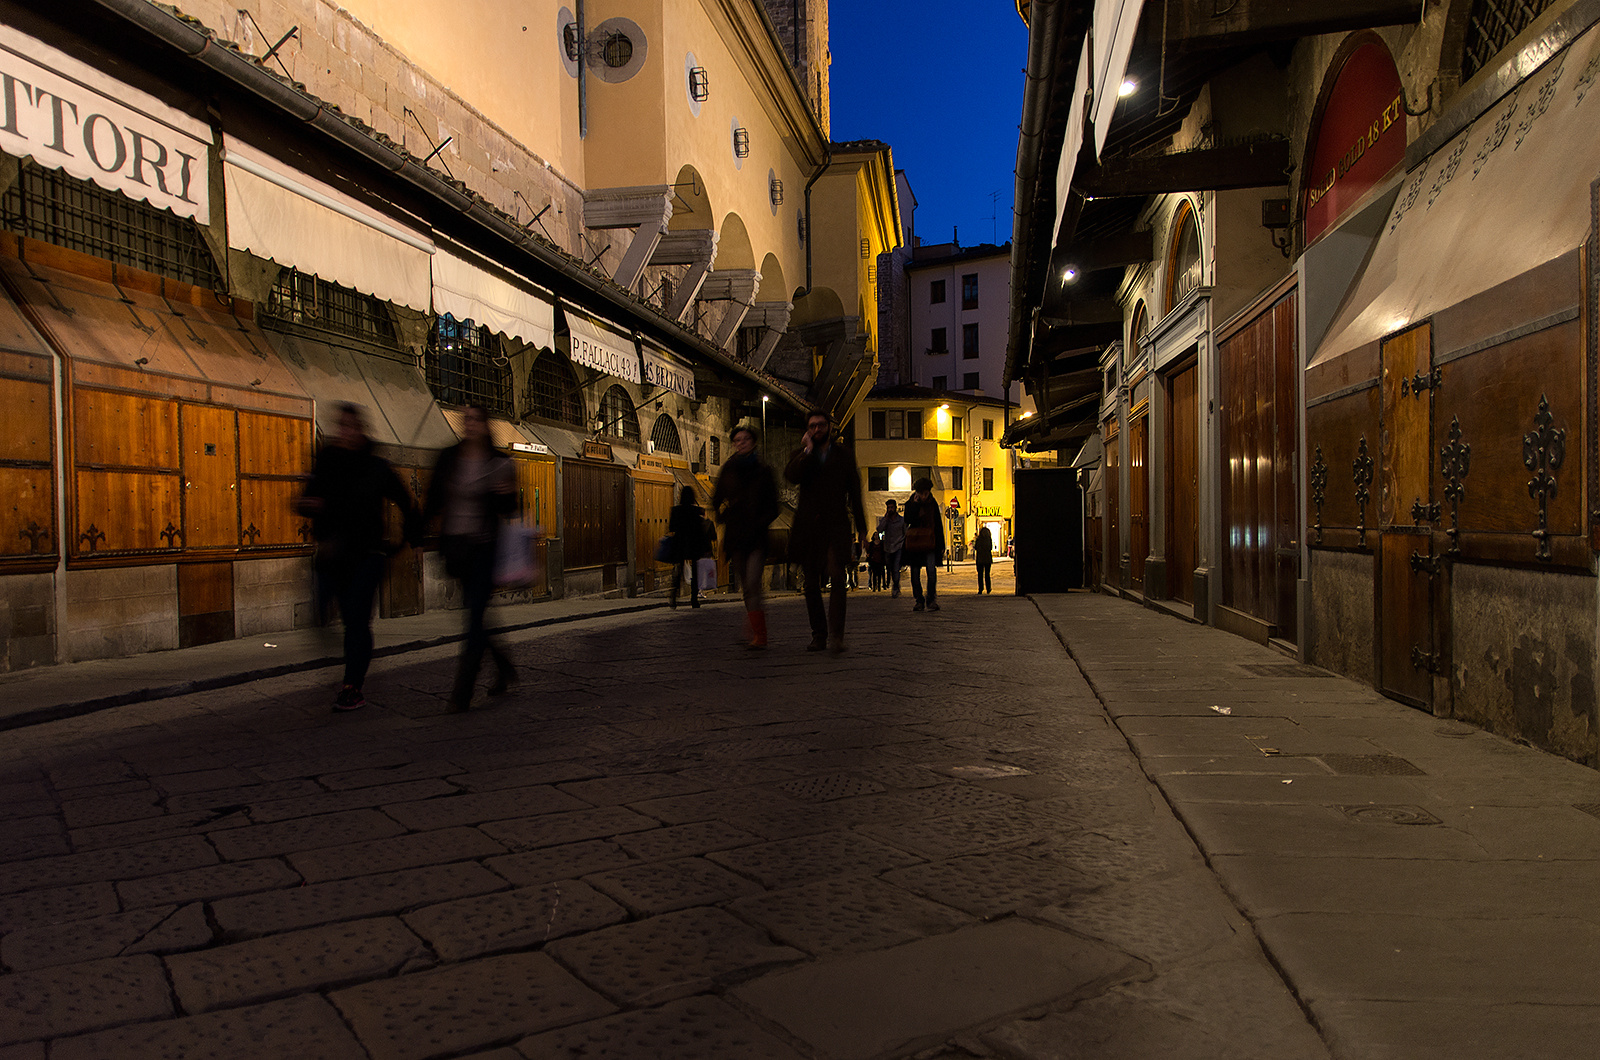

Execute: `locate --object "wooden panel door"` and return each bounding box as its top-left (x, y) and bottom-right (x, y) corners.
top-left (1166, 364), bottom-right (1199, 603)
top-left (237, 412), bottom-right (314, 548)
top-left (562, 461), bottom-right (628, 570)
top-left (73, 388), bottom-right (181, 554)
top-left (1129, 413), bottom-right (1149, 592)
top-left (633, 476), bottom-right (674, 592)
top-left (1378, 324), bottom-right (1434, 707)
top-left (513, 456), bottom-right (557, 596)
top-left (180, 404), bottom-right (238, 550)
top-left (1104, 426), bottom-right (1120, 588)
top-left (0, 375), bottom-right (55, 558)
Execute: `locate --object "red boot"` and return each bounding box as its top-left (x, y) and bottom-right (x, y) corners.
top-left (748, 611), bottom-right (768, 650)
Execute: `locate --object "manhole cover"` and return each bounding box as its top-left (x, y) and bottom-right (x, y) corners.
top-left (1317, 754), bottom-right (1426, 776)
top-left (1574, 803), bottom-right (1600, 821)
top-left (1237, 663), bottom-right (1336, 678)
top-left (776, 774), bottom-right (886, 802)
top-left (1433, 725), bottom-right (1475, 738)
top-left (1340, 805), bottom-right (1441, 825)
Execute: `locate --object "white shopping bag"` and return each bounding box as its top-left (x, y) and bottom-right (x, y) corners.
top-left (494, 520), bottom-right (541, 588)
top-left (696, 556), bottom-right (717, 590)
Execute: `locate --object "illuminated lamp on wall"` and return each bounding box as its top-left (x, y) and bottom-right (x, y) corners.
top-left (732, 127), bottom-right (750, 158)
top-left (889, 466), bottom-right (913, 492)
top-left (769, 177), bottom-right (784, 205)
top-left (689, 66), bottom-right (709, 101)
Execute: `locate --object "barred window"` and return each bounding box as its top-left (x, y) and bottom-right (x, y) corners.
top-left (266, 269), bottom-right (399, 348)
top-left (0, 163), bottom-right (221, 288)
top-left (649, 413), bottom-right (682, 454)
top-left (525, 349), bottom-right (584, 426)
top-left (425, 315), bottom-right (512, 416)
top-left (598, 384), bottom-right (640, 444)
top-left (1462, 0), bottom-right (1558, 80)
top-left (710, 435), bottom-right (721, 464)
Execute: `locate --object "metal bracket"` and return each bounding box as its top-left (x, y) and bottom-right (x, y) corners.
top-left (241, 523), bottom-right (262, 546)
top-left (1523, 393), bottom-right (1565, 562)
top-left (1411, 498), bottom-right (1442, 524)
top-left (1411, 646), bottom-right (1441, 673)
top-left (1409, 550), bottom-right (1443, 576)
top-left (1353, 436), bottom-right (1374, 549)
top-left (1400, 367), bottom-right (1441, 398)
top-left (1309, 446), bottom-right (1328, 545)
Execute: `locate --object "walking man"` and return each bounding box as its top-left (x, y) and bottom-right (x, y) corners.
top-left (877, 499), bottom-right (906, 598)
top-left (785, 409), bottom-right (867, 652)
top-left (902, 477), bottom-right (946, 612)
top-left (713, 423), bottom-right (780, 648)
top-left (975, 523), bottom-right (994, 594)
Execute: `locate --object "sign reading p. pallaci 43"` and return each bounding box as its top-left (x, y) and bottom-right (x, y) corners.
top-left (0, 26), bottom-right (212, 224)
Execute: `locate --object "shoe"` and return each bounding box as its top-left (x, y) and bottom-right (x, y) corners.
top-left (806, 636), bottom-right (827, 651)
top-left (333, 685), bottom-right (365, 712)
top-left (891, 589), bottom-right (901, 598)
top-left (912, 602), bottom-right (925, 612)
top-left (487, 665), bottom-right (515, 697)
top-left (928, 601), bottom-right (941, 612)
top-left (828, 636), bottom-right (845, 653)
top-left (748, 611), bottom-right (768, 650)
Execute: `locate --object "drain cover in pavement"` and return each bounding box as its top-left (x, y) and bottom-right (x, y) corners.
top-left (1317, 754), bottom-right (1426, 776)
top-left (1238, 663), bottom-right (1336, 678)
top-left (776, 774), bottom-right (887, 802)
top-left (1574, 803), bottom-right (1600, 821)
top-left (1340, 805), bottom-right (1441, 825)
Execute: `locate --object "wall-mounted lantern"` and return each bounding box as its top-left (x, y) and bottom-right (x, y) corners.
top-left (769, 177), bottom-right (784, 205)
top-left (689, 67), bottom-right (709, 101)
top-left (732, 127), bottom-right (750, 158)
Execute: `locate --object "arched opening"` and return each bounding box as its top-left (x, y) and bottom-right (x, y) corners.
top-left (649, 413), bottom-right (682, 454)
top-left (1166, 201), bottom-right (1201, 311)
top-left (524, 348), bottom-right (584, 427)
top-left (790, 285), bottom-right (844, 328)
top-left (1130, 301), bottom-right (1149, 350)
top-left (759, 254), bottom-right (787, 303)
top-left (717, 213), bottom-right (756, 270)
top-left (597, 385), bottom-right (640, 445)
top-left (668, 165), bottom-right (713, 231)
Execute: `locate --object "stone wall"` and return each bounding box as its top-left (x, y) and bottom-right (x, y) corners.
top-left (1307, 550), bottom-right (1374, 685)
top-left (235, 556), bottom-right (314, 637)
top-left (0, 573), bottom-right (56, 672)
top-left (64, 566), bottom-right (178, 661)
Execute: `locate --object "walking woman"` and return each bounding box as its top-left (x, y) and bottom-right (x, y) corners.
top-left (423, 404), bottom-right (517, 712)
top-left (712, 423), bottom-right (779, 648)
top-left (668, 486), bottom-right (710, 608)
top-left (975, 524), bottom-right (994, 594)
top-left (901, 477), bottom-right (946, 612)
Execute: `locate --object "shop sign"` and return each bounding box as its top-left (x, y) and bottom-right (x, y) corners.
top-left (0, 27), bottom-right (212, 223)
top-left (642, 345), bottom-right (696, 401)
top-left (974, 505), bottom-right (1004, 518)
top-left (583, 439), bottom-right (614, 461)
top-left (510, 441), bottom-right (550, 455)
top-left (1303, 40), bottom-right (1405, 244)
top-left (565, 309), bottom-right (642, 384)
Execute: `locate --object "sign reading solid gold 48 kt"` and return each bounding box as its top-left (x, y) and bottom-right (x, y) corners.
top-left (1306, 94), bottom-right (1403, 210)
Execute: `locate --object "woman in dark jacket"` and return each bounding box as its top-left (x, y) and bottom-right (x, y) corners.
top-left (668, 486), bottom-right (710, 609)
top-left (901, 477), bottom-right (947, 612)
top-left (423, 404), bottom-right (517, 711)
top-left (712, 423), bottom-right (779, 647)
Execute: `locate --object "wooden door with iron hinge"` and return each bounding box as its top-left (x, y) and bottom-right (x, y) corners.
top-left (1378, 323), bottom-right (1439, 708)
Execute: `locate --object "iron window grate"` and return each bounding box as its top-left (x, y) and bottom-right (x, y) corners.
top-left (598, 384), bottom-right (640, 444)
top-left (0, 163), bottom-right (221, 288)
top-left (524, 350), bottom-right (585, 427)
top-left (1462, 0), bottom-right (1558, 80)
top-left (425, 316), bottom-right (512, 416)
top-left (650, 413), bottom-right (682, 454)
top-left (265, 269), bottom-right (399, 348)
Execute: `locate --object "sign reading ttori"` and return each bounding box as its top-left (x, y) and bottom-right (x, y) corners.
top-left (0, 26), bottom-right (212, 224)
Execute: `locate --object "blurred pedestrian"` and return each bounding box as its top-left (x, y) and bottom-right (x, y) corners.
top-left (298, 403), bottom-right (419, 712)
top-left (668, 486), bottom-right (710, 608)
top-left (785, 409), bottom-right (867, 651)
top-left (423, 404), bottom-right (517, 712)
top-left (877, 499), bottom-right (905, 598)
top-left (975, 524), bottom-right (994, 594)
top-left (713, 423), bottom-right (779, 648)
top-left (867, 531), bottom-right (885, 591)
top-left (901, 478), bottom-right (946, 612)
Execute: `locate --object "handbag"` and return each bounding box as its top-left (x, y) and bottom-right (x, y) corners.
top-left (493, 519), bottom-right (539, 588)
top-left (655, 534), bottom-right (674, 563)
top-left (696, 556), bottom-right (717, 589)
top-left (905, 526), bottom-right (936, 552)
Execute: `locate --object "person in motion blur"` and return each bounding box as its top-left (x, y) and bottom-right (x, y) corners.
top-left (667, 486), bottom-right (710, 609)
top-left (298, 403), bottom-right (419, 712)
top-left (867, 531), bottom-right (885, 591)
top-left (975, 524), bottom-right (995, 594)
top-left (712, 423), bottom-right (780, 648)
top-left (901, 477), bottom-right (946, 612)
top-left (423, 404), bottom-right (517, 712)
top-left (877, 499), bottom-right (906, 598)
top-left (785, 409), bottom-right (867, 652)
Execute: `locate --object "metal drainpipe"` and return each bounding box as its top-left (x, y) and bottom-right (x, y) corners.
top-left (576, 0), bottom-right (587, 139)
top-left (801, 143), bottom-right (832, 296)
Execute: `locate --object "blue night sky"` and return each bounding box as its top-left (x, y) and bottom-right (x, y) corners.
top-left (828, 0), bottom-right (1030, 250)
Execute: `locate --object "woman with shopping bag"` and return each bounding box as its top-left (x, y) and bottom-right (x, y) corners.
top-left (667, 486), bottom-right (710, 609)
top-left (423, 404), bottom-right (518, 711)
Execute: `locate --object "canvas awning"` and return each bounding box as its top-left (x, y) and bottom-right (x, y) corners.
top-left (264, 328), bottom-right (453, 451)
top-left (1310, 20), bottom-right (1600, 372)
top-left (562, 306), bottom-right (641, 383)
top-left (432, 246), bottom-right (555, 350)
top-left (222, 135), bottom-right (434, 312)
top-left (641, 342), bottom-right (697, 400)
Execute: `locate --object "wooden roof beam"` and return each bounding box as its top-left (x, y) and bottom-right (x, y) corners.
top-left (1165, 0), bottom-right (1420, 51)
top-left (1078, 140), bottom-right (1290, 198)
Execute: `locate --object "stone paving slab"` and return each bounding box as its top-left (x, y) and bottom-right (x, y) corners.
top-left (728, 875), bottom-right (975, 956)
top-left (1, 905), bottom-right (197, 971)
top-left (286, 825), bottom-right (507, 882)
top-left (402, 880), bottom-right (627, 960)
top-left (49, 993), bottom-right (366, 1060)
top-left (735, 919), bottom-right (1142, 1060)
top-left (117, 858), bottom-right (302, 909)
top-left (331, 951), bottom-right (616, 1060)
top-left (517, 995), bottom-right (809, 1060)
top-left (212, 862), bottom-right (509, 938)
top-left (0, 835), bottom-right (216, 895)
top-left (0, 954), bottom-right (172, 1046)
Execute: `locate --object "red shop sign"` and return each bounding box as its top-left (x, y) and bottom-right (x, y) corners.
top-left (1303, 41), bottom-right (1406, 244)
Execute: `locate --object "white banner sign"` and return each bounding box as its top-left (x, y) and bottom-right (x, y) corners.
top-left (642, 344), bottom-right (696, 401)
top-left (0, 26), bottom-right (212, 223)
top-left (565, 308), bottom-right (641, 383)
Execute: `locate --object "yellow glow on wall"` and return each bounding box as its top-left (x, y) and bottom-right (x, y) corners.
top-left (889, 466), bottom-right (912, 492)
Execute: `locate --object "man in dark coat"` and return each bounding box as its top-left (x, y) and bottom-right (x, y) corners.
top-left (667, 486), bottom-right (710, 609)
top-left (298, 403), bottom-right (419, 711)
top-left (712, 423), bottom-right (779, 648)
top-left (784, 409), bottom-right (867, 651)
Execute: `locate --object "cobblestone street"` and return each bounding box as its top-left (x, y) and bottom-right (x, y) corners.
top-left (1, 582), bottom-right (1596, 1058)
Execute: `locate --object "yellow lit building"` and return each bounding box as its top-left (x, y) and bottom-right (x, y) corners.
top-left (855, 385), bottom-right (1016, 558)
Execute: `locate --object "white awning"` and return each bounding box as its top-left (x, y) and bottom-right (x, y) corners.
top-left (222, 135), bottom-right (434, 312)
top-left (563, 307), bottom-right (641, 383)
top-left (1312, 20), bottom-right (1600, 369)
top-left (0, 25), bottom-right (213, 223)
top-left (641, 343), bottom-right (697, 400)
top-left (432, 247), bottom-right (555, 349)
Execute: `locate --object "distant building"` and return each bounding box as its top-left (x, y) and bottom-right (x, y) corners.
top-left (904, 243), bottom-right (1029, 413)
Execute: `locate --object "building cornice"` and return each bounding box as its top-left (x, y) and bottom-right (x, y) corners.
top-left (706, 0), bottom-right (829, 168)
